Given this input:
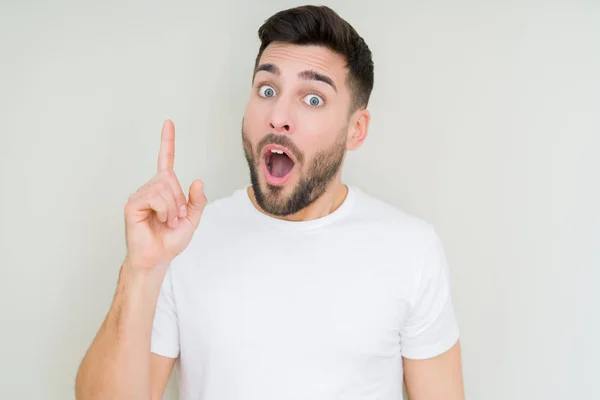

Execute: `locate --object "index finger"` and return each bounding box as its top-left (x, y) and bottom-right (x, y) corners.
top-left (158, 119), bottom-right (175, 173)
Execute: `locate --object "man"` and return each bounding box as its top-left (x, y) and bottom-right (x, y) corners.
top-left (75, 5), bottom-right (464, 400)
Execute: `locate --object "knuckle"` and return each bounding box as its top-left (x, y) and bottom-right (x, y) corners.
top-left (155, 180), bottom-right (170, 196)
top-left (152, 200), bottom-right (166, 213)
top-left (147, 191), bottom-right (160, 203)
top-left (138, 179), bottom-right (154, 194)
top-left (165, 178), bottom-right (176, 192)
top-left (125, 194), bottom-right (138, 210)
top-left (164, 188), bottom-right (175, 204)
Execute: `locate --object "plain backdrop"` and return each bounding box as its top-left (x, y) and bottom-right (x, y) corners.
top-left (1, 1), bottom-right (599, 399)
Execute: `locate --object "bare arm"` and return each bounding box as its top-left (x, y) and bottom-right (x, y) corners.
top-left (403, 340), bottom-right (465, 400)
top-left (150, 354), bottom-right (177, 400)
top-left (75, 120), bottom-right (207, 400)
top-left (75, 262), bottom-right (175, 400)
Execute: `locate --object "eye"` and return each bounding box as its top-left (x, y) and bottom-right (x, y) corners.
top-left (303, 94), bottom-right (324, 107)
top-left (259, 85), bottom-right (276, 98)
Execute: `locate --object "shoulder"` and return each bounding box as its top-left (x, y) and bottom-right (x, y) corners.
top-left (348, 187), bottom-right (451, 299)
top-left (350, 186), bottom-right (439, 243)
top-left (348, 186), bottom-right (448, 277)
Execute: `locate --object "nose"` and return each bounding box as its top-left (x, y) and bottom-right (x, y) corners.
top-left (269, 98), bottom-right (295, 135)
top-left (270, 121), bottom-right (292, 134)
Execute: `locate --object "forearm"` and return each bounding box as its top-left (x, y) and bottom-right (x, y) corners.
top-left (75, 261), bottom-right (165, 400)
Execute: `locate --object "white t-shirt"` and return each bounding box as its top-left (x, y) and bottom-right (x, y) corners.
top-left (151, 185), bottom-right (459, 400)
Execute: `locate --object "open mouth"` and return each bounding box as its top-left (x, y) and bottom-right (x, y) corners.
top-left (263, 145), bottom-right (295, 185)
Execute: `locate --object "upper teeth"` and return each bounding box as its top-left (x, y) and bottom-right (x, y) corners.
top-left (271, 149), bottom-right (284, 154)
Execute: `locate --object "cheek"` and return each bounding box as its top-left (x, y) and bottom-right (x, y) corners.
top-left (243, 102), bottom-right (266, 138)
top-left (298, 111), bottom-right (343, 149)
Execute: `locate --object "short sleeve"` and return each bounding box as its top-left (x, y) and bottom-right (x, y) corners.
top-left (151, 267), bottom-right (180, 358)
top-left (400, 227), bottom-right (460, 359)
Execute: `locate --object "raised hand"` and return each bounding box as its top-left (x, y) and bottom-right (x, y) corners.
top-left (123, 120), bottom-right (207, 272)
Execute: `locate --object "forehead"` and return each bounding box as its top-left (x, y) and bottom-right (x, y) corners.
top-left (257, 42), bottom-right (348, 87)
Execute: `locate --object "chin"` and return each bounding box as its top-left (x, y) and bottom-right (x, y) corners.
top-left (249, 175), bottom-right (303, 217)
top-left (257, 175), bottom-right (299, 214)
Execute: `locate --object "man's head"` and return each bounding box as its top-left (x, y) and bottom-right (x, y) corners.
top-left (242, 5), bottom-right (374, 216)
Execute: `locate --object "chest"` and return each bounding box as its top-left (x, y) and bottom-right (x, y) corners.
top-left (174, 231), bottom-right (415, 363)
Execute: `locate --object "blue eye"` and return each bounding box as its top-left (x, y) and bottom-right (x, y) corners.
top-left (304, 94), bottom-right (324, 107)
top-left (259, 85), bottom-right (276, 98)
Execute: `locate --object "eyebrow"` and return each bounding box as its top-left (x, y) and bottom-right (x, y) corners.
top-left (254, 63), bottom-right (337, 92)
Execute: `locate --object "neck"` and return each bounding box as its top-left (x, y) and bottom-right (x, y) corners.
top-left (248, 179), bottom-right (349, 222)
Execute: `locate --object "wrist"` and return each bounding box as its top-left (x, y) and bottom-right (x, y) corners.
top-left (120, 258), bottom-right (168, 291)
top-left (123, 256), bottom-right (168, 275)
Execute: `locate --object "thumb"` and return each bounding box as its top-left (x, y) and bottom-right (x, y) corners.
top-left (186, 179), bottom-right (207, 227)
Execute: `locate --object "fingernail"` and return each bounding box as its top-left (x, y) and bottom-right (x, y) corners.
top-left (172, 217), bottom-right (179, 228)
top-left (179, 205), bottom-right (187, 217)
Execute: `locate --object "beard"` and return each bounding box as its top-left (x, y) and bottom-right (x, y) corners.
top-left (242, 124), bottom-right (347, 217)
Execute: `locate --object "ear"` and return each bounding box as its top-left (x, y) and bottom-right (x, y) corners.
top-left (346, 108), bottom-right (370, 151)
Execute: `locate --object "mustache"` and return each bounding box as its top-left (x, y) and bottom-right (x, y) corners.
top-left (257, 133), bottom-right (304, 164)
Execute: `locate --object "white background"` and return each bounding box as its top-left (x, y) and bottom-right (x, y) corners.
top-left (1, 1), bottom-right (598, 399)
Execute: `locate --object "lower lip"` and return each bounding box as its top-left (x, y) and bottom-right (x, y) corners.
top-left (263, 156), bottom-right (293, 186)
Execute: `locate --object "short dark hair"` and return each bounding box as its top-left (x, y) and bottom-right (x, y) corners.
top-left (254, 5), bottom-right (374, 112)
